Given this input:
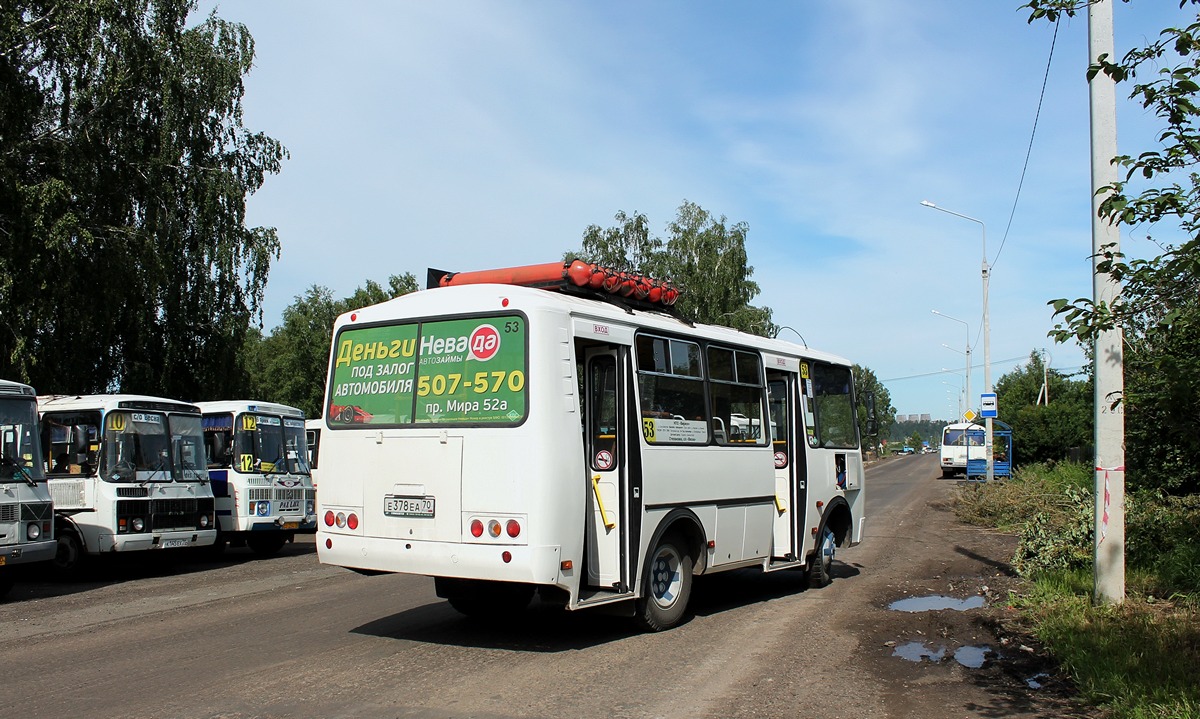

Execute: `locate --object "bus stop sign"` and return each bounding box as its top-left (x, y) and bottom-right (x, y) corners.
top-left (980, 393), bottom-right (998, 418)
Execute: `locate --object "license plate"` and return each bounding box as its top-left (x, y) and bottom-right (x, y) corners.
top-left (160, 538), bottom-right (189, 548)
top-left (0, 556), bottom-right (6, 566)
top-left (384, 495), bottom-right (435, 518)
top-left (282, 522), bottom-right (299, 530)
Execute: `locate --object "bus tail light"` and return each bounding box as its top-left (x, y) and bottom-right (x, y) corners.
top-left (324, 510), bottom-right (335, 527)
top-left (347, 513), bottom-right (359, 530)
top-left (487, 520), bottom-right (501, 538)
top-left (506, 519), bottom-right (521, 538)
top-left (470, 519), bottom-right (484, 537)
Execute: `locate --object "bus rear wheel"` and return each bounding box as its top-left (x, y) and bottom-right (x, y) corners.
top-left (441, 578), bottom-right (534, 619)
top-left (635, 532), bottom-right (693, 632)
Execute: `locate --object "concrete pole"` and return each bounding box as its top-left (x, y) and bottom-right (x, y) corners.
top-left (1088, 0), bottom-right (1126, 605)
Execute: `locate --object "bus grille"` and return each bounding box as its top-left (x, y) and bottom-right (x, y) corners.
top-left (21, 502), bottom-right (52, 521)
top-left (276, 488), bottom-right (305, 501)
top-left (50, 479), bottom-right (87, 509)
top-left (116, 498), bottom-right (215, 532)
top-left (248, 488), bottom-right (272, 501)
top-left (0, 503), bottom-right (15, 521)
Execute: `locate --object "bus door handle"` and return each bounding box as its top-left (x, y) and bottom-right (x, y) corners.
top-left (591, 474), bottom-right (616, 531)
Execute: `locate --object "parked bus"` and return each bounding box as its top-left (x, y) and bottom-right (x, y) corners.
top-left (39, 395), bottom-right (217, 572)
top-left (0, 380), bottom-right (56, 597)
top-left (196, 401), bottom-right (317, 555)
top-left (317, 260), bottom-right (869, 630)
top-left (938, 421), bottom-right (986, 478)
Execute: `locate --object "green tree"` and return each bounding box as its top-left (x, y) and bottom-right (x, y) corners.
top-left (573, 201), bottom-right (774, 336)
top-left (994, 350), bottom-right (1093, 466)
top-left (852, 363), bottom-right (894, 446)
top-left (0, 0), bottom-right (285, 398)
top-left (244, 274), bottom-right (418, 418)
top-left (1027, 1), bottom-right (1200, 493)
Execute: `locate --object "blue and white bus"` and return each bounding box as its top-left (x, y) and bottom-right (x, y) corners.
top-left (197, 401), bottom-right (316, 555)
top-left (0, 380), bottom-right (55, 596)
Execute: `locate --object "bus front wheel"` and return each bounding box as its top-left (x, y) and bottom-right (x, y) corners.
top-left (52, 531), bottom-right (86, 577)
top-left (247, 533), bottom-right (288, 556)
top-left (635, 532), bottom-right (693, 632)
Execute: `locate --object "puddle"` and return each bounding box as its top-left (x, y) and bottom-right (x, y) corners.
top-left (1026, 673), bottom-right (1049, 689)
top-left (888, 594), bottom-right (986, 612)
top-left (892, 641), bottom-right (946, 662)
top-left (953, 645), bottom-right (991, 668)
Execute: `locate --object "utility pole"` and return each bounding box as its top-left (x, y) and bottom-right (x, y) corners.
top-left (1089, 0), bottom-right (1125, 605)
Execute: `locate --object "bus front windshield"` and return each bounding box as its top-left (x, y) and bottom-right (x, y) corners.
top-left (283, 419), bottom-right (310, 475)
top-left (169, 414), bottom-right (208, 482)
top-left (103, 411), bottom-right (173, 482)
top-left (235, 414), bottom-right (288, 474)
top-left (0, 397), bottom-right (45, 483)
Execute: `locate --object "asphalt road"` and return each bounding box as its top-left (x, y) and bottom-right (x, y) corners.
top-left (1, 455), bottom-right (1078, 719)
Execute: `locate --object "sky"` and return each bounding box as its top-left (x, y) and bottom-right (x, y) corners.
top-left (196, 0), bottom-right (1191, 422)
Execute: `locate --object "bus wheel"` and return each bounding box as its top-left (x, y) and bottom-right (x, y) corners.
top-left (0, 572), bottom-right (14, 598)
top-left (635, 532), bottom-right (693, 631)
top-left (806, 526), bottom-right (836, 589)
top-left (444, 580), bottom-right (534, 618)
top-left (247, 534), bottom-right (288, 556)
top-left (52, 532), bottom-right (86, 577)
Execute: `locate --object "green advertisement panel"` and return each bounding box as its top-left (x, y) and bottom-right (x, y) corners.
top-left (328, 315), bottom-right (527, 426)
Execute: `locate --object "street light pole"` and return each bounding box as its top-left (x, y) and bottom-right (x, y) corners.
top-left (924, 201), bottom-right (993, 483)
top-left (932, 310), bottom-right (970, 422)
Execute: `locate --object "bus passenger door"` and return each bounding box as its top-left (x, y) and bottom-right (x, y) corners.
top-left (583, 348), bottom-right (627, 591)
top-left (767, 372), bottom-right (807, 563)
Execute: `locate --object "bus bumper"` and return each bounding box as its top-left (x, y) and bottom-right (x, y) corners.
top-left (98, 529), bottom-right (217, 551)
top-left (317, 532), bottom-right (563, 586)
top-left (0, 538), bottom-right (57, 567)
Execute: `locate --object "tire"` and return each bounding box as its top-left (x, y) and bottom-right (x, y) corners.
top-left (247, 533), bottom-right (289, 556)
top-left (806, 526), bottom-right (836, 589)
top-left (52, 531), bottom-right (87, 577)
top-left (0, 572), bottom-right (14, 598)
top-left (634, 532), bottom-right (693, 631)
top-left (443, 579), bottom-right (534, 619)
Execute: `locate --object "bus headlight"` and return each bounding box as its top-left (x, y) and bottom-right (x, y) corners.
top-left (27, 522), bottom-right (41, 541)
top-left (256, 501), bottom-right (271, 517)
top-left (199, 514), bottom-right (210, 528)
top-left (131, 517), bottom-right (145, 532)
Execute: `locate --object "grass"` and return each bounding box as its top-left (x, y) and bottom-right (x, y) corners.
top-left (954, 463), bottom-right (1200, 719)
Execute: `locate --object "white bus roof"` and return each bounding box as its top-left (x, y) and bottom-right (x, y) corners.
top-left (194, 400), bottom-right (306, 419)
top-left (337, 283), bottom-right (855, 368)
top-left (37, 394), bottom-right (201, 414)
top-left (0, 379), bottom-right (37, 397)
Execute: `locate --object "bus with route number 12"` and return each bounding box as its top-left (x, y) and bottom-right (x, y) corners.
top-left (196, 401), bottom-right (317, 555)
top-left (316, 259), bottom-right (871, 630)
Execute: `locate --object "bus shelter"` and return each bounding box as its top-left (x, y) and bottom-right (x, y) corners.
top-left (966, 420), bottom-right (1012, 480)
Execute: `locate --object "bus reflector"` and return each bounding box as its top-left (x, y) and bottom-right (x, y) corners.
top-left (561, 560), bottom-right (573, 571)
top-left (502, 551), bottom-right (512, 563)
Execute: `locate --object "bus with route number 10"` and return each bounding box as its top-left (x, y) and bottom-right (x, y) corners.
top-left (39, 394), bottom-right (217, 573)
top-left (316, 259), bottom-right (870, 630)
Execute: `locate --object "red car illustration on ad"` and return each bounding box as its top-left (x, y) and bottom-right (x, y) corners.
top-left (329, 404), bottom-right (373, 424)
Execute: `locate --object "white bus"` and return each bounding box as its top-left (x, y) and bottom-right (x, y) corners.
top-left (316, 260), bottom-right (868, 630)
top-left (938, 421), bottom-right (986, 478)
top-left (196, 401), bottom-right (317, 554)
top-left (39, 394), bottom-right (217, 572)
top-left (0, 380), bottom-right (56, 597)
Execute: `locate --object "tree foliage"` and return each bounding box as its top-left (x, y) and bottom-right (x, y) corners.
top-left (1026, 0), bottom-right (1200, 493)
top-left (852, 363), bottom-right (894, 445)
top-left (0, 0), bottom-right (285, 398)
top-left (243, 274), bottom-right (418, 418)
top-left (574, 201), bottom-right (776, 336)
top-left (994, 350), bottom-right (1093, 466)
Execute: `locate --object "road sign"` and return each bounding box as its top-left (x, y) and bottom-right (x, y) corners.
top-left (963, 409), bottom-right (977, 422)
top-left (980, 393), bottom-right (998, 418)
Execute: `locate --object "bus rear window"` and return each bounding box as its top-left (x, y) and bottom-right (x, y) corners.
top-left (328, 315), bottom-right (528, 427)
